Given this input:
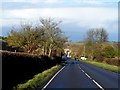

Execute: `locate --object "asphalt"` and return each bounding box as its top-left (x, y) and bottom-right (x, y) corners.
top-left (43, 59), bottom-right (120, 89)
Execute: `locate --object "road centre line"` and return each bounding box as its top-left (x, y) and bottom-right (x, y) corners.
top-left (78, 66), bottom-right (82, 70)
top-left (92, 80), bottom-right (104, 90)
top-left (85, 73), bottom-right (92, 79)
top-left (81, 70), bottom-right (84, 72)
top-left (78, 65), bottom-right (104, 90)
top-left (42, 66), bottom-right (65, 90)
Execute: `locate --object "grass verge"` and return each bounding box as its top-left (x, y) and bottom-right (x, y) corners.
top-left (15, 65), bottom-right (61, 90)
top-left (81, 60), bottom-right (120, 73)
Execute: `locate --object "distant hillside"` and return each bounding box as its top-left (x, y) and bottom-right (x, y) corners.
top-left (64, 42), bottom-right (84, 48)
top-left (64, 42), bottom-right (84, 58)
top-left (63, 41), bottom-right (119, 58)
top-left (64, 41), bottom-right (119, 47)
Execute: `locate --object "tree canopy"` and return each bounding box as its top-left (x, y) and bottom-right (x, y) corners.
top-left (85, 28), bottom-right (108, 60)
top-left (6, 18), bottom-right (68, 56)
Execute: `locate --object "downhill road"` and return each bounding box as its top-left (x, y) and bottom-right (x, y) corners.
top-left (42, 60), bottom-right (119, 89)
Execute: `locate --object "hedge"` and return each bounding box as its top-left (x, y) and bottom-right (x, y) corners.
top-left (2, 50), bottom-right (61, 90)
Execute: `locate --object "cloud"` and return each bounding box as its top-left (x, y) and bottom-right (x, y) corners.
top-left (2, 0), bottom-right (118, 12)
top-left (2, 6), bottom-right (118, 40)
top-left (2, 0), bottom-right (38, 2)
top-left (1, 0), bottom-right (118, 41)
top-left (3, 7), bottom-right (117, 19)
top-left (2, 0), bottom-right (119, 5)
top-left (44, 0), bottom-right (59, 3)
top-left (1, 18), bottom-right (23, 27)
top-left (2, 7), bottom-right (117, 30)
top-left (2, 0), bottom-right (60, 3)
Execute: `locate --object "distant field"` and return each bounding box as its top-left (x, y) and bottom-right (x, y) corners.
top-left (81, 60), bottom-right (120, 73)
top-left (64, 42), bottom-right (84, 47)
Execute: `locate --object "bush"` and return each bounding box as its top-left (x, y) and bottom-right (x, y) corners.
top-left (2, 50), bottom-right (61, 90)
top-left (103, 58), bottom-right (120, 66)
top-left (103, 46), bottom-right (116, 58)
top-left (94, 55), bottom-right (104, 62)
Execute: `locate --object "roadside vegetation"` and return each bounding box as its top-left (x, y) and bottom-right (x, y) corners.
top-left (2, 17), bottom-right (119, 89)
top-left (81, 28), bottom-right (120, 73)
top-left (2, 50), bottom-right (62, 90)
top-left (6, 18), bottom-right (67, 56)
top-left (16, 65), bottom-right (61, 90)
top-left (66, 28), bottom-right (119, 73)
top-left (81, 60), bottom-right (120, 73)
top-left (2, 18), bottom-right (67, 90)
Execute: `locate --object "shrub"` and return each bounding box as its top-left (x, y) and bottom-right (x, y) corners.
top-left (94, 55), bottom-right (104, 62)
top-left (103, 45), bottom-right (116, 58)
top-left (103, 58), bottom-right (120, 66)
top-left (2, 50), bottom-right (61, 90)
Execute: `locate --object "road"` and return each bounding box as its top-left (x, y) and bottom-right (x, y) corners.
top-left (42, 59), bottom-right (119, 89)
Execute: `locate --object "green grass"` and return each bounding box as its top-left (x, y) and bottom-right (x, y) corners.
top-left (81, 60), bottom-right (120, 73)
top-left (16, 65), bottom-right (61, 90)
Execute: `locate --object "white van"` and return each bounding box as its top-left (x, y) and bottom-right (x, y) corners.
top-left (80, 56), bottom-right (87, 60)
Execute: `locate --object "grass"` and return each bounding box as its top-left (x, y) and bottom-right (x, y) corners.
top-left (81, 60), bottom-right (120, 73)
top-left (15, 65), bottom-right (61, 90)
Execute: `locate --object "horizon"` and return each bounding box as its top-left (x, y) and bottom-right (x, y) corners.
top-left (1, 0), bottom-right (119, 42)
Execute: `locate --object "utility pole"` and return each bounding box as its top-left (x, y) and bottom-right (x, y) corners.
top-left (84, 43), bottom-right (85, 58)
top-left (83, 35), bottom-right (86, 58)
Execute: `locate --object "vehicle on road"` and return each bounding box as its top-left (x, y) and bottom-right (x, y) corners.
top-left (75, 58), bottom-right (79, 61)
top-left (80, 56), bottom-right (87, 60)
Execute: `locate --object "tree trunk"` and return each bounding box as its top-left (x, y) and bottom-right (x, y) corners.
top-left (42, 46), bottom-right (45, 55)
top-left (48, 48), bottom-right (52, 57)
top-left (48, 44), bottom-right (52, 57)
top-left (43, 42), bottom-right (47, 56)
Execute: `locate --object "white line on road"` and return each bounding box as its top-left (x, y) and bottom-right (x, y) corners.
top-left (78, 66), bottom-right (82, 70)
top-left (85, 73), bottom-right (92, 79)
top-left (42, 66), bottom-right (65, 90)
top-left (78, 65), bottom-right (104, 90)
top-left (81, 70), bottom-right (84, 72)
top-left (92, 80), bottom-right (104, 90)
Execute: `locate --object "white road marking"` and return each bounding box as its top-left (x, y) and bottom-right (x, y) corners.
top-left (81, 70), bottom-right (84, 72)
top-left (85, 73), bottom-right (92, 79)
top-left (42, 66), bottom-right (65, 90)
top-left (78, 66), bottom-right (82, 70)
top-left (78, 64), bottom-right (104, 90)
top-left (80, 68), bottom-right (82, 70)
top-left (92, 80), bottom-right (104, 90)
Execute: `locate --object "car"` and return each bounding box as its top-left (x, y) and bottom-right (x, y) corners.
top-left (75, 58), bottom-right (79, 61)
top-left (80, 56), bottom-right (87, 60)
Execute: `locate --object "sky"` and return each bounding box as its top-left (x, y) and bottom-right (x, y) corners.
top-left (1, 0), bottom-right (119, 42)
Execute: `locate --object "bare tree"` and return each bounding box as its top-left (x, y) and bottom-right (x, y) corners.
top-left (85, 28), bottom-right (108, 60)
top-left (39, 18), bottom-right (67, 56)
top-left (7, 24), bottom-right (40, 53)
top-left (6, 18), bottom-right (67, 56)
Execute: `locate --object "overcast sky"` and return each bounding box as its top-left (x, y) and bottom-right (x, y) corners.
top-left (1, 0), bottom-right (119, 42)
